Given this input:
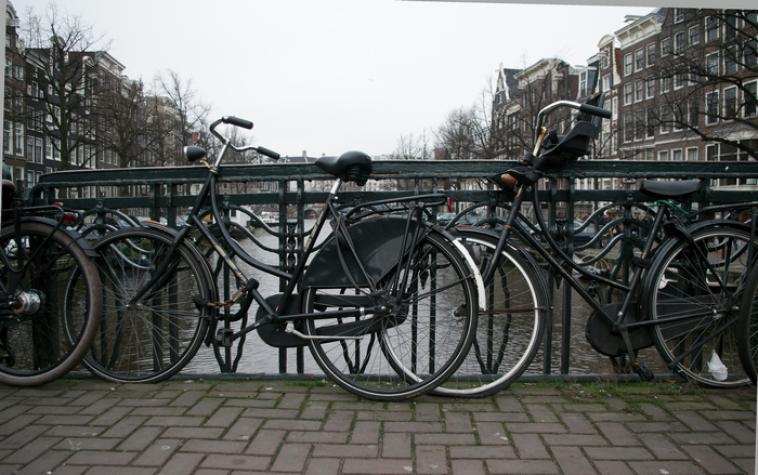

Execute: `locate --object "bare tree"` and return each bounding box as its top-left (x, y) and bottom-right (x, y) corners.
top-left (21, 4), bottom-right (111, 169)
top-left (156, 70), bottom-right (210, 148)
top-left (650, 9), bottom-right (758, 159)
top-left (390, 131), bottom-right (431, 160)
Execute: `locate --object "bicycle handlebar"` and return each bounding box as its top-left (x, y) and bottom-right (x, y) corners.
top-left (222, 116), bottom-right (254, 129)
top-left (208, 116), bottom-right (281, 165)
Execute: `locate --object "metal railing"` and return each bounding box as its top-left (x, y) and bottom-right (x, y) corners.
top-left (28, 159), bottom-right (758, 378)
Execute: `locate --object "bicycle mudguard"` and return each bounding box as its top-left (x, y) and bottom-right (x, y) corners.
top-left (302, 216), bottom-right (420, 289)
top-left (2, 216), bottom-right (99, 258)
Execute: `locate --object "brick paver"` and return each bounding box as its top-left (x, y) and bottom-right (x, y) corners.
top-left (0, 379), bottom-right (753, 474)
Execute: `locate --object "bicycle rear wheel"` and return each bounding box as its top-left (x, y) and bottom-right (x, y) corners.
top-left (646, 224), bottom-right (752, 387)
top-left (86, 227), bottom-right (212, 383)
top-left (738, 263), bottom-right (758, 384)
top-left (0, 220), bottom-right (101, 386)
top-left (303, 231), bottom-right (477, 401)
top-left (431, 232), bottom-right (546, 397)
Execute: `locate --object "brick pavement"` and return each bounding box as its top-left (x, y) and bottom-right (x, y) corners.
top-left (0, 379), bottom-right (754, 475)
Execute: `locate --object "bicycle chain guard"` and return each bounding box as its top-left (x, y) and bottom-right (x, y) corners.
top-left (256, 294), bottom-right (308, 348)
top-left (585, 303), bottom-right (654, 357)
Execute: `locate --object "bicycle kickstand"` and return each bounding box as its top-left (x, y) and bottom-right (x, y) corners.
top-left (620, 329), bottom-right (655, 381)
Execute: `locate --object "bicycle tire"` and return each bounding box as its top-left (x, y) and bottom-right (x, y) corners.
top-left (645, 224), bottom-right (752, 387)
top-left (85, 227), bottom-right (212, 383)
top-left (738, 263), bottom-right (758, 384)
top-left (0, 220), bottom-right (101, 386)
top-left (302, 230), bottom-right (477, 401)
top-left (431, 231), bottom-right (546, 397)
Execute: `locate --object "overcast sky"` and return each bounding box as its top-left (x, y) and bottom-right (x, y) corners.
top-left (14, 0), bottom-right (650, 157)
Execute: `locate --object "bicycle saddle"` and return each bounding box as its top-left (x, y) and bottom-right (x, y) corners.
top-left (315, 151), bottom-right (373, 186)
top-left (640, 179), bottom-right (701, 199)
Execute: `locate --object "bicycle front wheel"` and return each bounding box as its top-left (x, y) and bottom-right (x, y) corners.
top-left (0, 220), bottom-right (101, 386)
top-left (432, 232), bottom-right (546, 397)
top-left (646, 224), bottom-right (752, 387)
top-left (87, 227), bottom-right (212, 383)
top-left (303, 231), bottom-right (477, 401)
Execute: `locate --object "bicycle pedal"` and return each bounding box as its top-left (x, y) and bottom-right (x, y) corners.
top-left (215, 328), bottom-right (234, 348)
top-left (633, 362), bottom-right (655, 382)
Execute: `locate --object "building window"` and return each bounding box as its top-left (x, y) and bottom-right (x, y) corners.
top-left (646, 76), bottom-right (656, 99)
top-left (635, 48), bottom-right (645, 71)
top-left (686, 147), bottom-right (699, 161)
top-left (53, 138), bottom-right (61, 161)
top-left (724, 45), bottom-right (738, 75)
top-left (601, 51), bottom-right (609, 69)
top-left (635, 80), bottom-right (644, 102)
top-left (661, 37), bottom-right (671, 56)
top-left (3, 121), bottom-right (11, 154)
top-left (635, 110), bottom-right (646, 141)
top-left (674, 8), bottom-right (685, 23)
top-left (645, 44), bottom-right (656, 69)
top-left (723, 86), bottom-right (737, 119)
top-left (623, 114), bottom-right (634, 143)
top-left (674, 32), bottom-right (685, 54)
top-left (13, 123), bottom-right (24, 157)
top-left (624, 53), bottom-right (633, 76)
top-left (671, 149), bottom-right (683, 161)
top-left (705, 16), bottom-right (719, 42)
top-left (624, 83), bottom-right (634, 105)
top-left (658, 150), bottom-right (669, 161)
top-left (724, 13), bottom-right (738, 41)
top-left (646, 109), bottom-right (656, 138)
top-left (674, 71), bottom-right (686, 90)
top-left (26, 136), bottom-right (34, 161)
top-left (745, 80), bottom-right (758, 118)
top-left (706, 91), bottom-right (720, 125)
top-left (602, 74), bottom-right (611, 92)
top-left (35, 137), bottom-right (43, 164)
top-left (660, 106), bottom-right (673, 134)
top-left (45, 139), bottom-right (53, 160)
top-left (689, 26), bottom-right (700, 46)
top-left (660, 75), bottom-right (672, 93)
top-left (705, 52), bottom-right (719, 77)
top-left (688, 98), bottom-right (700, 127)
top-left (745, 39), bottom-right (757, 68)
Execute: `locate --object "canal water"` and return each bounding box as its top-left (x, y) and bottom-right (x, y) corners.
top-left (179, 219), bottom-right (674, 378)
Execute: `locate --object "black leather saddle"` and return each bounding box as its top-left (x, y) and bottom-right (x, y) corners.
top-left (640, 179), bottom-right (702, 199)
top-left (316, 151), bottom-right (372, 186)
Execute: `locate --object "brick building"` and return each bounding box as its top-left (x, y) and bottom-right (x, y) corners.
top-left (491, 8), bottom-right (758, 191)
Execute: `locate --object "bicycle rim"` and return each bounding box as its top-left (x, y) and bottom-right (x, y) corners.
top-left (432, 235), bottom-right (545, 397)
top-left (87, 228), bottom-right (209, 383)
top-left (303, 232), bottom-right (477, 400)
top-left (0, 221), bottom-right (101, 386)
top-left (649, 226), bottom-right (751, 387)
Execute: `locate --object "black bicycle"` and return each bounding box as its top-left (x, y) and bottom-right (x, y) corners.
top-left (434, 99), bottom-right (755, 396)
top-left (81, 116), bottom-right (481, 400)
top-left (0, 165), bottom-right (102, 386)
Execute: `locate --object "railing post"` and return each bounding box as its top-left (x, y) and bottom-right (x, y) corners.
top-left (561, 178), bottom-right (575, 375)
top-left (278, 179), bottom-right (288, 374)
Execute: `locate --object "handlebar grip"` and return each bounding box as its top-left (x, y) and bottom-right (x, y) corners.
top-left (222, 116), bottom-right (254, 129)
top-left (257, 146), bottom-right (280, 160)
top-left (578, 104), bottom-right (612, 119)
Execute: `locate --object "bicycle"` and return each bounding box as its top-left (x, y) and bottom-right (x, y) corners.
top-left (0, 165), bottom-right (102, 386)
top-left (736, 211), bottom-right (758, 384)
top-left (82, 116), bottom-right (483, 401)
top-left (434, 99), bottom-right (754, 396)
